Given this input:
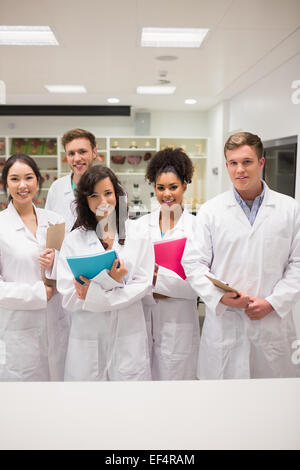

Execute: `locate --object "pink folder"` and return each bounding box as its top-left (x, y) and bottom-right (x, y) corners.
top-left (154, 237), bottom-right (187, 280)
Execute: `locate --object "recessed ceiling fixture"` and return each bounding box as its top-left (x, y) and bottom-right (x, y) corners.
top-left (141, 27), bottom-right (209, 48)
top-left (185, 98), bottom-right (197, 104)
top-left (136, 86), bottom-right (176, 95)
top-left (45, 85), bottom-right (87, 93)
top-left (0, 26), bottom-right (59, 46)
top-left (107, 97), bottom-right (120, 104)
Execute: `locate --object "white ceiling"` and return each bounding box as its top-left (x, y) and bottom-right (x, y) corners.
top-left (1, 0), bottom-right (300, 112)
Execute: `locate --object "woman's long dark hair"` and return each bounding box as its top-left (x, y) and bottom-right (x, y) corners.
top-left (73, 165), bottom-right (127, 247)
top-left (1, 153), bottom-right (44, 201)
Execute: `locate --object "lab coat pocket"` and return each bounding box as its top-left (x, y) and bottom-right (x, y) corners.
top-left (264, 236), bottom-right (290, 274)
top-left (115, 331), bottom-right (148, 379)
top-left (64, 337), bottom-right (99, 381)
top-left (5, 328), bottom-right (41, 378)
top-left (160, 322), bottom-right (193, 357)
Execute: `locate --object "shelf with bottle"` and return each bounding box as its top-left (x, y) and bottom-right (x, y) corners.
top-left (109, 137), bottom-right (157, 151)
top-left (110, 152), bottom-right (154, 173)
top-left (159, 137), bottom-right (207, 158)
top-left (110, 138), bottom-right (155, 174)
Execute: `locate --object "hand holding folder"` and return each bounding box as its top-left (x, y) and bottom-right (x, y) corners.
top-left (66, 249), bottom-right (117, 285)
top-left (154, 237), bottom-right (187, 280)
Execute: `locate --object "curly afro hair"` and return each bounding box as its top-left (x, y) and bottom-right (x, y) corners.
top-left (145, 147), bottom-right (194, 185)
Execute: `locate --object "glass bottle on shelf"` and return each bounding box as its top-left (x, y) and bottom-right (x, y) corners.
top-left (150, 191), bottom-right (159, 212)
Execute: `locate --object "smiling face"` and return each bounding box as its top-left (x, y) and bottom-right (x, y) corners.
top-left (65, 137), bottom-right (97, 184)
top-left (155, 171), bottom-right (187, 208)
top-left (87, 177), bottom-right (117, 220)
top-left (225, 145), bottom-right (265, 200)
top-left (7, 160), bottom-right (38, 206)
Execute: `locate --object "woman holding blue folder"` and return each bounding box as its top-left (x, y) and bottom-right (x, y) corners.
top-left (57, 165), bottom-right (153, 381)
top-left (0, 154), bottom-right (69, 381)
top-left (128, 148), bottom-right (200, 380)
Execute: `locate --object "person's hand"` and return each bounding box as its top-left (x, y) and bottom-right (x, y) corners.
top-left (153, 293), bottom-right (169, 299)
top-left (74, 276), bottom-right (91, 300)
top-left (245, 297), bottom-right (273, 320)
top-left (45, 284), bottom-right (54, 302)
top-left (220, 291), bottom-right (250, 309)
top-left (39, 248), bottom-right (55, 271)
top-left (152, 263), bottom-right (159, 286)
top-left (109, 259), bottom-right (128, 283)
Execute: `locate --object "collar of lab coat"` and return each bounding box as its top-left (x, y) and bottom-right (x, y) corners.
top-left (227, 181), bottom-right (275, 231)
top-left (8, 201), bottom-right (50, 231)
top-left (82, 227), bottom-right (119, 250)
top-left (63, 173), bottom-right (73, 195)
top-left (227, 181), bottom-right (275, 207)
top-left (149, 206), bottom-right (189, 236)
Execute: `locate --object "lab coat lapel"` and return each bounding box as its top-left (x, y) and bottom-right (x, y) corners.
top-left (86, 229), bottom-right (106, 251)
top-left (64, 173), bottom-right (73, 196)
top-left (225, 189), bottom-right (252, 230)
top-left (7, 202), bottom-right (39, 243)
top-left (7, 201), bottom-right (24, 231)
top-left (250, 184), bottom-right (274, 235)
top-left (35, 206), bottom-right (49, 228)
top-left (163, 208), bottom-right (188, 239)
top-left (149, 208), bottom-right (162, 240)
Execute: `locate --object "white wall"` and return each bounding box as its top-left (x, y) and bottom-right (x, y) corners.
top-left (0, 110), bottom-right (208, 138)
top-left (207, 101), bottom-right (231, 199)
top-left (0, 115), bottom-right (135, 137)
top-left (229, 53), bottom-right (300, 202)
top-left (150, 110), bottom-right (208, 137)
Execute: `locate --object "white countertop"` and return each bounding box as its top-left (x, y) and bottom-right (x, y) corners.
top-left (0, 378), bottom-right (299, 450)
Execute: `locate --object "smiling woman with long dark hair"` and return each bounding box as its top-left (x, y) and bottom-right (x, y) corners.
top-left (0, 154), bottom-right (69, 381)
top-left (57, 164), bottom-right (153, 381)
top-left (73, 165), bottom-right (126, 247)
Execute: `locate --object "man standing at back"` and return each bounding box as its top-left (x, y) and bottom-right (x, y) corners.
top-left (45, 128), bottom-right (97, 232)
top-left (182, 131), bottom-right (300, 379)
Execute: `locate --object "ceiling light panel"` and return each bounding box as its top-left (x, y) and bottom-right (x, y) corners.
top-left (141, 27), bottom-right (209, 48)
top-left (136, 86), bottom-right (176, 95)
top-left (45, 85), bottom-right (87, 93)
top-left (107, 98), bottom-right (120, 103)
top-left (0, 26), bottom-right (59, 46)
top-left (185, 99), bottom-right (197, 104)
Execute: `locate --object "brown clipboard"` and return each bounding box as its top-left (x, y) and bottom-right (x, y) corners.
top-left (44, 222), bottom-right (66, 290)
top-left (46, 222), bottom-right (65, 251)
top-left (205, 274), bottom-right (240, 297)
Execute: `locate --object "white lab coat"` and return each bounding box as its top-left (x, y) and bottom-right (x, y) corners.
top-left (0, 202), bottom-right (70, 381)
top-left (45, 174), bottom-right (76, 233)
top-left (182, 184), bottom-right (300, 379)
top-left (57, 223), bottom-right (153, 381)
top-left (128, 209), bottom-right (200, 380)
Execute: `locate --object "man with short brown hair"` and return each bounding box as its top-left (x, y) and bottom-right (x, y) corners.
top-left (183, 131), bottom-right (300, 379)
top-left (45, 128), bottom-right (97, 231)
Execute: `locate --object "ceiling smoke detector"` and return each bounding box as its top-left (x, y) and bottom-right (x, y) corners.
top-left (157, 79), bottom-right (171, 85)
top-left (156, 55), bottom-right (178, 61)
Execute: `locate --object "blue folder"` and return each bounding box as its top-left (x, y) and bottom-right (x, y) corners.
top-left (66, 249), bottom-right (117, 284)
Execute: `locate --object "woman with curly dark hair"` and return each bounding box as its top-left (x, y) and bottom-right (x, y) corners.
top-left (57, 165), bottom-right (153, 381)
top-left (128, 147), bottom-right (200, 380)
